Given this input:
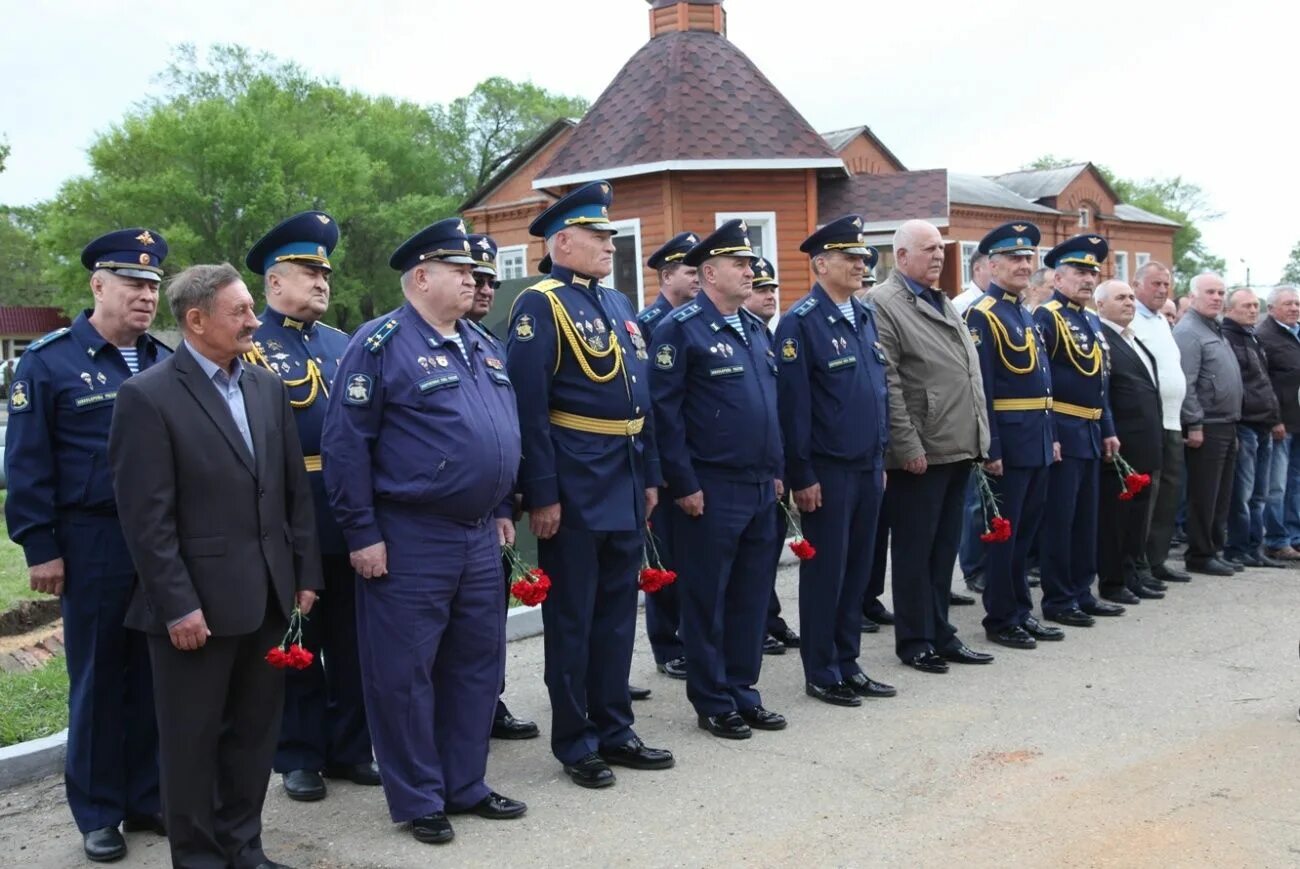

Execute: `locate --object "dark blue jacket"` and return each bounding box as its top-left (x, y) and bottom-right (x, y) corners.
top-left (1033, 293), bottom-right (1116, 459)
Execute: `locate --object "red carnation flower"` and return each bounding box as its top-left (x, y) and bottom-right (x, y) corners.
top-left (266, 606), bottom-right (312, 670)
top-left (789, 538), bottom-right (817, 560)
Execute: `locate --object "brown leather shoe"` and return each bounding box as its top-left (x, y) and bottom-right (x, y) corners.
top-left (1265, 546), bottom-right (1300, 561)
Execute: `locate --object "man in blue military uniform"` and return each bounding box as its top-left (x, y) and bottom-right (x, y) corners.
top-left (1034, 235), bottom-right (1128, 627)
top-left (774, 216), bottom-right (896, 707)
top-left (321, 218), bottom-right (526, 845)
top-left (4, 229), bottom-right (171, 862)
top-left (506, 181), bottom-right (674, 787)
top-left (242, 211), bottom-right (379, 802)
top-left (650, 219), bottom-right (786, 738)
top-left (742, 256), bottom-right (801, 656)
top-left (465, 232), bottom-right (542, 741)
top-left (964, 222), bottom-right (1066, 650)
top-left (639, 230), bottom-right (699, 680)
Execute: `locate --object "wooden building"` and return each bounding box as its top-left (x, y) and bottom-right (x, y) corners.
top-left (462, 0), bottom-right (1178, 312)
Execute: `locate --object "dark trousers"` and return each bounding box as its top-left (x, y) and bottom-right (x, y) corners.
top-left (982, 465), bottom-right (1050, 632)
top-left (275, 553), bottom-right (372, 773)
top-left (798, 462), bottom-right (883, 686)
top-left (1098, 469), bottom-right (1154, 596)
top-left (1145, 429), bottom-right (1185, 567)
top-left (958, 474), bottom-right (987, 580)
top-left (644, 494), bottom-right (685, 664)
top-left (863, 493), bottom-right (889, 618)
top-left (887, 462), bottom-right (967, 660)
top-left (1184, 422), bottom-right (1239, 561)
top-left (539, 526), bottom-right (640, 764)
top-left (149, 595), bottom-right (285, 869)
top-left (496, 551), bottom-right (513, 719)
top-left (358, 513), bottom-right (502, 821)
top-left (1040, 456), bottom-right (1100, 616)
top-left (766, 501), bottom-right (791, 635)
top-left (59, 514), bottom-right (159, 834)
top-left (674, 478), bottom-right (780, 716)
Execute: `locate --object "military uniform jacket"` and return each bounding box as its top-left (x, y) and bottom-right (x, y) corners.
top-left (964, 285), bottom-right (1056, 467)
top-left (506, 265), bottom-right (661, 532)
top-left (245, 307), bottom-right (350, 554)
top-left (649, 291), bottom-right (782, 495)
top-left (1033, 292), bottom-right (1116, 459)
top-left (773, 284), bottom-right (889, 490)
top-left (4, 311), bottom-right (171, 566)
top-left (636, 293), bottom-right (675, 343)
top-left (321, 304), bottom-right (522, 552)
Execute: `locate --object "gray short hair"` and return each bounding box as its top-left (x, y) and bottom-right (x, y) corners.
top-left (168, 263), bottom-right (242, 324)
top-left (1133, 260), bottom-right (1170, 283)
top-left (1226, 287), bottom-right (1259, 309)
top-left (1094, 279), bottom-right (1131, 303)
top-left (1029, 267), bottom-right (1053, 288)
top-left (1267, 285), bottom-right (1299, 308)
top-left (1187, 272), bottom-right (1223, 297)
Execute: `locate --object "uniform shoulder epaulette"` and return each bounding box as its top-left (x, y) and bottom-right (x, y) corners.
top-left (363, 318), bottom-right (400, 354)
top-left (464, 318), bottom-right (498, 344)
top-left (738, 307), bottom-right (765, 326)
top-left (637, 306), bottom-right (664, 325)
top-left (146, 331), bottom-right (174, 352)
top-left (1043, 300), bottom-right (1062, 312)
top-left (973, 296), bottom-right (997, 313)
top-left (25, 327), bottom-right (71, 352)
top-left (528, 278), bottom-right (565, 294)
top-left (317, 321), bottom-right (348, 336)
top-left (672, 302), bottom-right (702, 323)
top-left (794, 297), bottom-right (819, 317)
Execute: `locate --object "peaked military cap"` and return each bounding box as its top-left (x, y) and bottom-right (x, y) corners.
top-left (81, 228), bottom-right (168, 281)
top-left (683, 219), bottom-right (759, 267)
top-left (800, 214), bottom-right (871, 258)
top-left (246, 210), bottom-right (339, 276)
top-left (978, 221), bottom-right (1041, 256)
top-left (862, 271), bottom-right (878, 287)
top-left (389, 218), bottom-right (476, 272)
top-left (468, 233), bottom-right (498, 276)
top-left (1044, 233), bottom-right (1108, 271)
top-left (647, 231), bottom-right (701, 270)
top-left (529, 180), bottom-right (619, 239)
top-left (752, 257), bottom-right (779, 288)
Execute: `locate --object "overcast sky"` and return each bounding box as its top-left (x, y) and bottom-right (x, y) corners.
top-left (1, 0), bottom-right (1291, 285)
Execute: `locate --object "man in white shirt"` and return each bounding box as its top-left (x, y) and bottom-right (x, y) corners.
top-left (952, 251), bottom-right (990, 314)
top-left (1127, 261), bottom-right (1191, 583)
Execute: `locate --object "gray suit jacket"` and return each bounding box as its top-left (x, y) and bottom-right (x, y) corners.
top-left (109, 341), bottom-right (322, 635)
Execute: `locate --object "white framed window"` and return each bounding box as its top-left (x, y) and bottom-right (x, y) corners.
top-left (717, 211), bottom-right (779, 312)
top-left (960, 241), bottom-right (979, 286)
top-left (1078, 207), bottom-right (1090, 228)
top-left (497, 245), bottom-right (527, 281)
top-left (1114, 251), bottom-right (1129, 283)
top-left (1038, 247), bottom-right (1052, 269)
top-left (1136, 252), bottom-right (1151, 270)
top-left (608, 218), bottom-right (644, 310)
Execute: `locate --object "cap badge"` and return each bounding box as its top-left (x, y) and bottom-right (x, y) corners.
top-left (138, 253), bottom-right (150, 265)
top-left (317, 246), bottom-right (326, 257)
top-left (317, 214), bottom-right (331, 224)
top-left (135, 230), bottom-right (155, 245)
top-left (1012, 225), bottom-right (1028, 232)
top-left (1088, 237), bottom-right (1102, 245)
top-left (477, 238), bottom-right (492, 250)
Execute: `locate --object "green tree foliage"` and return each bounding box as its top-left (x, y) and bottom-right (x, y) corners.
top-left (0, 206), bottom-right (56, 306)
top-left (0, 138), bottom-right (9, 174)
top-left (31, 45), bottom-right (587, 330)
top-left (1280, 241), bottom-right (1300, 285)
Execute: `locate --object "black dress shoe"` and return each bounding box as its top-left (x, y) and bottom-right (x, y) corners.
top-left (599, 737), bottom-right (675, 769)
top-left (773, 626), bottom-right (801, 648)
top-left (323, 761), bottom-right (382, 785)
top-left (1081, 600), bottom-right (1125, 617)
top-left (939, 643), bottom-right (994, 665)
top-left (1133, 584), bottom-right (1165, 599)
top-left (905, 650), bottom-right (950, 673)
top-left (698, 711), bottom-right (752, 739)
top-left (1045, 608), bottom-right (1095, 628)
top-left (84, 827), bottom-right (127, 862)
top-left (738, 705), bottom-right (787, 730)
top-left (449, 791), bottom-right (527, 820)
top-left (986, 625), bottom-right (1036, 649)
top-left (805, 681), bottom-right (862, 707)
top-left (563, 753), bottom-right (616, 788)
top-left (1151, 563), bottom-right (1192, 582)
top-left (1231, 560), bottom-right (1245, 573)
top-left (859, 616), bottom-right (880, 634)
top-left (282, 769), bottom-right (326, 801)
top-left (411, 812), bottom-right (454, 844)
top-left (253, 861), bottom-right (295, 869)
top-left (863, 606), bottom-right (895, 625)
top-left (949, 590), bottom-right (976, 606)
top-left (762, 634), bottom-right (786, 655)
top-left (965, 574), bottom-right (986, 593)
top-left (628, 684), bottom-right (652, 701)
top-left (1185, 557), bottom-right (1235, 577)
top-left (845, 672), bottom-right (897, 697)
top-left (656, 656), bottom-right (688, 679)
top-left (491, 713), bottom-right (541, 740)
top-left (1024, 616), bottom-right (1065, 641)
top-left (1254, 549), bottom-right (1286, 568)
top-left (122, 813), bottom-right (166, 835)
top-left (1101, 587), bottom-right (1141, 605)
top-left (1143, 577), bottom-right (1169, 591)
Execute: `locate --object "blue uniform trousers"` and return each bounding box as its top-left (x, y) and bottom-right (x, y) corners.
top-left (766, 504), bottom-right (790, 635)
top-left (644, 495), bottom-right (684, 665)
top-left (539, 526), bottom-right (640, 764)
top-left (887, 462), bottom-right (968, 660)
top-left (958, 474), bottom-right (987, 582)
top-left (864, 489), bottom-right (889, 617)
top-left (275, 553), bottom-right (372, 773)
top-left (981, 466), bottom-right (1050, 632)
top-left (673, 477), bottom-right (780, 715)
top-left (1040, 457), bottom-right (1100, 616)
top-left (59, 513), bottom-right (159, 833)
top-left (798, 462), bottom-right (883, 686)
top-left (356, 510), bottom-right (503, 822)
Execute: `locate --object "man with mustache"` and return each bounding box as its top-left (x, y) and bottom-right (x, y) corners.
top-left (5, 229), bottom-right (172, 863)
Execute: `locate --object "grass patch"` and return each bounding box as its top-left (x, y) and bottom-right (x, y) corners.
top-left (0, 491), bottom-right (43, 614)
top-left (0, 657), bottom-right (69, 746)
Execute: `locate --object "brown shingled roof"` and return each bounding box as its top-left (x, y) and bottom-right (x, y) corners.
top-left (0, 306), bottom-right (71, 337)
top-left (535, 30), bottom-right (841, 184)
top-left (818, 169), bottom-right (949, 229)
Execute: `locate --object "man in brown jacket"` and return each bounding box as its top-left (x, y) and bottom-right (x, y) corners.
top-left (873, 220), bottom-right (994, 673)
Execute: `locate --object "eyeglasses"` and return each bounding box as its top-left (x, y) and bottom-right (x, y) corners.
top-left (473, 275), bottom-right (500, 290)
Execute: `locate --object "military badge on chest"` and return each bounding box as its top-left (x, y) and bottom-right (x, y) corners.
top-left (709, 341), bottom-right (735, 358)
top-left (575, 312), bottom-right (608, 351)
top-left (624, 320), bottom-right (648, 360)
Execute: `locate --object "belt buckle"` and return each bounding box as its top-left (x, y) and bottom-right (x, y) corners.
top-left (625, 420), bottom-right (636, 436)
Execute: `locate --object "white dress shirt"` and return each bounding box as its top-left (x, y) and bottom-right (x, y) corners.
top-left (1129, 301), bottom-right (1185, 431)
